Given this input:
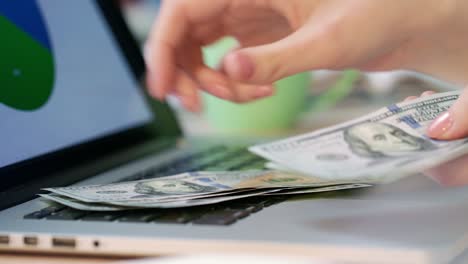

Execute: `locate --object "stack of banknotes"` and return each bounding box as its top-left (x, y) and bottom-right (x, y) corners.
top-left (42, 170), bottom-right (372, 211)
top-left (42, 91), bottom-right (468, 211)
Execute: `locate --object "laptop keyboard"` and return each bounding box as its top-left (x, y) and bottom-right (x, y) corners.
top-left (24, 145), bottom-right (288, 226)
top-left (120, 145), bottom-right (265, 181)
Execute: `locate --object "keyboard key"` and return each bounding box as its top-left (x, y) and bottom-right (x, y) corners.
top-left (81, 212), bottom-right (122, 222)
top-left (46, 208), bottom-right (87, 220)
top-left (121, 144), bottom-right (260, 181)
top-left (118, 211), bottom-right (164, 223)
top-left (154, 208), bottom-right (209, 224)
top-left (226, 203), bottom-right (263, 214)
top-left (263, 197), bottom-right (288, 207)
top-left (24, 205), bottom-right (65, 219)
top-left (193, 209), bottom-right (250, 226)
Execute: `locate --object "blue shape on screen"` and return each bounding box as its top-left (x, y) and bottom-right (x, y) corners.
top-left (0, 0), bottom-right (51, 50)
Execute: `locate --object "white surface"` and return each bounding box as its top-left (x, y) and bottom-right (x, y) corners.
top-left (119, 254), bottom-right (335, 264)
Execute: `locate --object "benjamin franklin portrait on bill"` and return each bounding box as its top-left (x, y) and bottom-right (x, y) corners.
top-left (343, 122), bottom-right (436, 159)
top-left (134, 179), bottom-right (217, 197)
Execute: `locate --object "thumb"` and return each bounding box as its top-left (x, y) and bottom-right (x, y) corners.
top-left (427, 87), bottom-right (468, 140)
top-left (222, 26), bottom-right (329, 84)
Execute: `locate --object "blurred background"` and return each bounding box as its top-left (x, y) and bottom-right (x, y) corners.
top-left (119, 0), bottom-right (460, 137)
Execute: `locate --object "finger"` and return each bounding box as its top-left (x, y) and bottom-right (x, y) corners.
top-left (223, 22), bottom-right (336, 84)
top-left (175, 39), bottom-right (272, 104)
top-left (145, 2), bottom-right (186, 100)
top-left (174, 70), bottom-right (202, 112)
top-left (220, 3), bottom-right (397, 85)
top-left (427, 88), bottom-right (468, 139)
top-left (403, 96), bottom-right (418, 102)
top-left (190, 66), bottom-right (235, 101)
top-left (420, 91), bottom-right (435, 97)
top-left (216, 60), bottom-right (275, 102)
top-left (182, 62), bottom-right (274, 104)
top-left (231, 83), bottom-right (275, 103)
top-left (146, 1), bottom-right (228, 100)
top-left (145, 41), bottom-right (176, 100)
top-left (403, 91), bottom-right (434, 102)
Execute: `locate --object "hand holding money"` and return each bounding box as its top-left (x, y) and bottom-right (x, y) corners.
top-left (250, 91), bottom-right (468, 181)
top-left (41, 91), bottom-right (468, 211)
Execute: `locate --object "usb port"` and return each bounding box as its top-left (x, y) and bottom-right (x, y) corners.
top-left (52, 237), bottom-right (76, 248)
top-left (0, 235), bottom-right (9, 245)
top-left (23, 236), bottom-right (38, 246)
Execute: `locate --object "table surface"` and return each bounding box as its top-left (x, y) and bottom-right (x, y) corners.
top-left (0, 253), bottom-right (128, 263)
top-left (2, 73), bottom-right (458, 263)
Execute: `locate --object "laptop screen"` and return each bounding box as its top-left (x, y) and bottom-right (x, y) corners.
top-left (1, 0), bottom-right (154, 169)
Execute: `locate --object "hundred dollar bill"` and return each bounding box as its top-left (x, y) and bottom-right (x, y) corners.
top-left (39, 194), bottom-right (128, 211)
top-left (43, 171), bottom-right (250, 203)
top-left (250, 91), bottom-right (468, 181)
top-left (40, 191), bottom-right (274, 211)
top-left (185, 170), bottom-right (368, 189)
top-left (104, 189), bottom-right (278, 208)
top-left (44, 170), bottom-right (362, 204)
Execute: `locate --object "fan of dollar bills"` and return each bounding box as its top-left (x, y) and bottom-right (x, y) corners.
top-left (42, 170), bottom-right (371, 211)
top-left (250, 91), bottom-right (468, 181)
top-left (42, 91), bottom-right (468, 211)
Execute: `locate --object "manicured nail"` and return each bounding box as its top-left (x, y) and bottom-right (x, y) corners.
top-left (404, 96), bottom-right (418, 102)
top-left (428, 111), bottom-right (454, 139)
top-left (253, 86), bottom-right (274, 99)
top-left (227, 52), bottom-right (254, 81)
top-left (421, 91), bottom-right (435, 97)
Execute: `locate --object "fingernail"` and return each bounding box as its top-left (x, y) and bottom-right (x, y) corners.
top-left (253, 86), bottom-right (274, 99)
top-left (404, 96), bottom-right (417, 102)
top-left (227, 52), bottom-right (254, 81)
top-left (428, 111), bottom-right (454, 139)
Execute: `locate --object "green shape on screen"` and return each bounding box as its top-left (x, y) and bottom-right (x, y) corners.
top-left (0, 14), bottom-right (55, 111)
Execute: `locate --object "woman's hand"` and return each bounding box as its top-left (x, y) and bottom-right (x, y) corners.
top-left (404, 88), bottom-right (468, 140)
top-left (146, 0), bottom-right (460, 111)
top-left (427, 87), bottom-right (468, 140)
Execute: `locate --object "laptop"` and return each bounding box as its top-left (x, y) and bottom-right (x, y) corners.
top-left (3, 1), bottom-right (468, 263)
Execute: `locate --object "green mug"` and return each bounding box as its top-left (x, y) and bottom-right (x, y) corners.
top-left (202, 37), bottom-right (358, 135)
